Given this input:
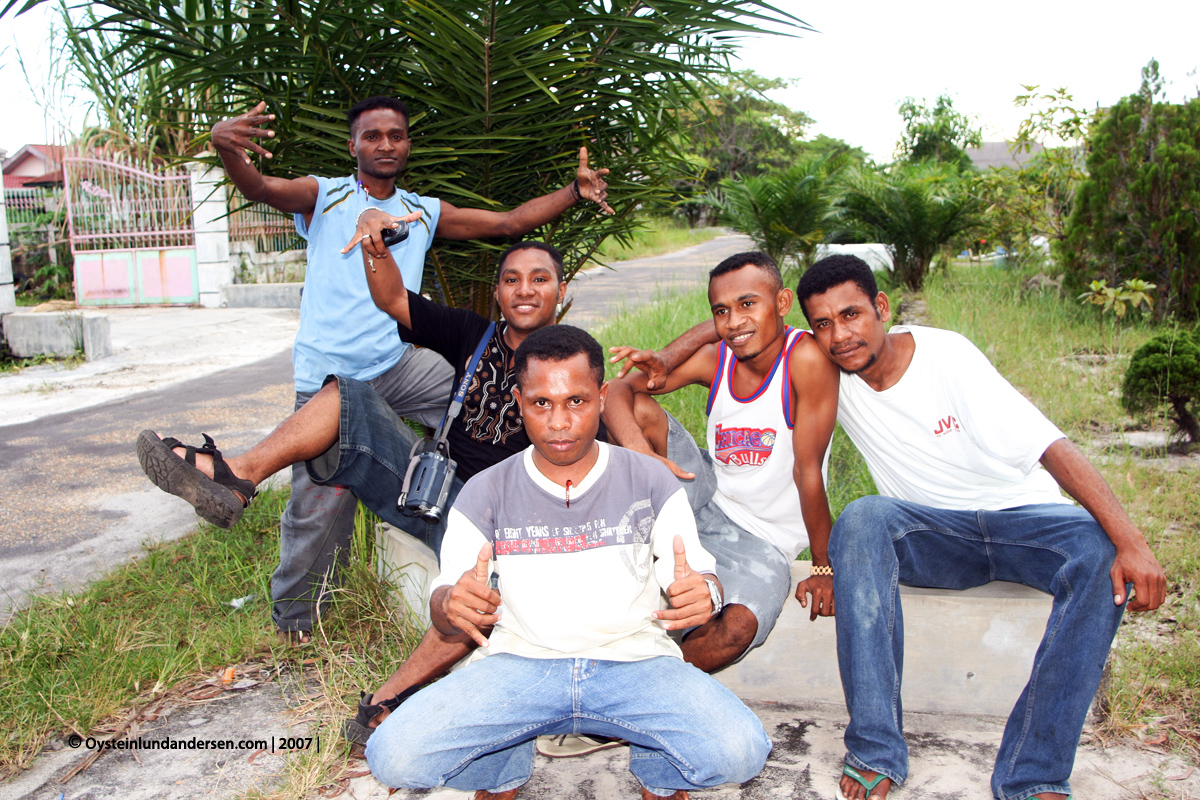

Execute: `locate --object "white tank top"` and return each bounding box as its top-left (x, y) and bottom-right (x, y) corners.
top-left (705, 327), bottom-right (823, 560)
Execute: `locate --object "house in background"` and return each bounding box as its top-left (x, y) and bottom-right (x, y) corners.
top-left (2, 144), bottom-right (65, 188)
top-left (964, 141), bottom-right (1045, 171)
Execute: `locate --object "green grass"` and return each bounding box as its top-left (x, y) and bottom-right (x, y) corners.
top-left (0, 352), bottom-right (87, 375)
top-left (594, 217), bottom-right (722, 263)
top-left (0, 488), bottom-right (423, 782)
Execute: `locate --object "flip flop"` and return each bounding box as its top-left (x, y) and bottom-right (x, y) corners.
top-left (835, 765), bottom-right (889, 800)
top-left (137, 430), bottom-right (256, 528)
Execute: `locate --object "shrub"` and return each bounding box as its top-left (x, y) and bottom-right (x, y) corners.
top-left (1121, 328), bottom-right (1200, 443)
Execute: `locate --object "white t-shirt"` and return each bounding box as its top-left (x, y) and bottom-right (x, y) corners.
top-left (433, 443), bottom-right (717, 663)
top-left (836, 326), bottom-right (1071, 510)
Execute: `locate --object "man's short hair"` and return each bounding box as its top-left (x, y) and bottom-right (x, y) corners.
top-left (709, 251), bottom-right (783, 294)
top-left (514, 325), bottom-right (604, 388)
top-left (796, 255), bottom-right (880, 323)
top-left (347, 96), bottom-right (410, 136)
top-left (496, 241), bottom-right (565, 283)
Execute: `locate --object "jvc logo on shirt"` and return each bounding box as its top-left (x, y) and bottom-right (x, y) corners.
top-left (714, 424), bottom-right (777, 466)
top-left (933, 415), bottom-right (962, 437)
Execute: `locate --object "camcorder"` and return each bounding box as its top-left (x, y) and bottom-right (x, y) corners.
top-left (381, 221), bottom-right (410, 247)
top-left (397, 437), bottom-right (456, 522)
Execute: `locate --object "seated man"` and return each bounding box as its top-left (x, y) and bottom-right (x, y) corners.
top-left (793, 255), bottom-right (1166, 800)
top-left (603, 252), bottom-right (841, 673)
top-left (364, 325), bottom-right (772, 800)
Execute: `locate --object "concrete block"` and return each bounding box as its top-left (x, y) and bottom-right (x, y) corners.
top-left (220, 282), bottom-right (303, 309)
top-left (3, 311), bottom-right (111, 360)
top-left (716, 562), bottom-right (1053, 718)
top-left (195, 232), bottom-right (230, 265)
top-left (376, 523), bottom-right (439, 626)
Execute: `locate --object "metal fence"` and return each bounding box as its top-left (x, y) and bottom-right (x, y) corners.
top-left (3, 186), bottom-right (59, 228)
top-left (227, 195), bottom-right (304, 253)
top-left (64, 156), bottom-right (194, 252)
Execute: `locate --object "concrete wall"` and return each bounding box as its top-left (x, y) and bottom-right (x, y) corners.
top-left (3, 311), bottom-right (111, 360)
top-left (376, 525), bottom-right (1056, 718)
top-left (220, 282), bottom-right (303, 309)
top-left (189, 164), bottom-right (232, 309)
top-left (0, 156), bottom-right (16, 315)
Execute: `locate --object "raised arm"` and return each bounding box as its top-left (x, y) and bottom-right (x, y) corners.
top-left (435, 147), bottom-right (613, 240)
top-left (603, 343), bottom-right (719, 471)
top-left (211, 101), bottom-right (319, 216)
top-left (789, 336), bottom-right (841, 620)
top-left (609, 319), bottom-right (721, 390)
top-left (1039, 438), bottom-right (1166, 611)
top-left (340, 208), bottom-right (427, 327)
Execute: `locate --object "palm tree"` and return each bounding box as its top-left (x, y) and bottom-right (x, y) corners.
top-left (52, 0), bottom-right (806, 313)
top-left (835, 160), bottom-right (983, 290)
top-left (707, 154), bottom-right (846, 270)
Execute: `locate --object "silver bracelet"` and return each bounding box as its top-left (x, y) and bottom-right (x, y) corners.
top-left (356, 206), bottom-right (384, 226)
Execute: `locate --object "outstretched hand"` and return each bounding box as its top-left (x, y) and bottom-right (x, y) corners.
top-left (653, 535), bottom-right (713, 629)
top-left (608, 346), bottom-right (671, 390)
top-left (212, 101), bottom-right (277, 164)
top-left (341, 208), bottom-right (424, 258)
top-left (576, 147), bottom-right (614, 215)
top-left (795, 571), bottom-right (835, 621)
top-left (441, 543), bottom-right (501, 647)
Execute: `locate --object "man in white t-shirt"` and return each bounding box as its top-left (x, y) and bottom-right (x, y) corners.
top-left (363, 325), bottom-right (771, 799)
top-left (794, 255), bottom-right (1166, 800)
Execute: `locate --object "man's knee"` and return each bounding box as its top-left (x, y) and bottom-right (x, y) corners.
top-left (830, 495), bottom-right (903, 558)
top-left (365, 720), bottom-right (439, 789)
top-left (631, 392), bottom-right (669, 454)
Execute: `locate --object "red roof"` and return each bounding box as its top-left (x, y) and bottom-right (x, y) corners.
top-left (2, 144), bottom-right (66, 176)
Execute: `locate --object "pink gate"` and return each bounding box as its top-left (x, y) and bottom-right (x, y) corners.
top-left (65, 156), bottom-right (199, 306)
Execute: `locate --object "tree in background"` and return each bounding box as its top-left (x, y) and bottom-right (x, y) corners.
top-left (1064, 60), bottom-right (1200, 319)
top-left (896, 94), bottom-right (982, 171)
top-left (835, 160), bottom-right (983, 290)
top-left (25, 0), bottom-right (805, 314)
top-left (706, 152), bottom-right (848, 269)
top-left (974, 86), bottom-right (1095, 264)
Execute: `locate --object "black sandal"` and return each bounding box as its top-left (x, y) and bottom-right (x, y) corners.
top-left (136, 430), bottom-right (257, 529)
top-left (343, 686), bottom-right (423, 746)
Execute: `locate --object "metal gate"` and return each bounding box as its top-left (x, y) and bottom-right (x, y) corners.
top-left (65, 156), bottom-right (199, 306)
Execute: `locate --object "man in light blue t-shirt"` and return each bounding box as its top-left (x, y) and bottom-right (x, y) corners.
top-left (200, 96), bottom-right (614, 640)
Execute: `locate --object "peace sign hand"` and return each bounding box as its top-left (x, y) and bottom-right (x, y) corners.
top-left (441, 543), bottom-right (501, 647)
top-left (575, 147), bottom-right (614, 215)
top-left (212, 101), bottom-right (277, 165)
top-left (653, 535), bottom-right (715, 629)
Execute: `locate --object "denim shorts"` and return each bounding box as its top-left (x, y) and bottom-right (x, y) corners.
top-left (306, 374), bottom-right (462, 556)
top-left (664, 412), bottom-right (792, 655)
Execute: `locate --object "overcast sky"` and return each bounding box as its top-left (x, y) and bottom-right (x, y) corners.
top-left (2, 0), bottom-right (1199, 160)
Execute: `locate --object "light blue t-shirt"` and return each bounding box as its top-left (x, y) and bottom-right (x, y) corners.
top-left (291, 176), bottom-right (441, 392)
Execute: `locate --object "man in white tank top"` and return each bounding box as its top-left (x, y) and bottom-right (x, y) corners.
top-left (794, 255), bottom-right (1166, 800)
top-left (604, 252), bottom-right (841, 673)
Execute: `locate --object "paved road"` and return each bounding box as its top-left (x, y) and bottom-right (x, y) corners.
top-left (0, 234), bottom-right (751, 617)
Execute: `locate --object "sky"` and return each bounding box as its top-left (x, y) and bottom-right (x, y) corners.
top-left (2, 0), bottom-right (1199, 160)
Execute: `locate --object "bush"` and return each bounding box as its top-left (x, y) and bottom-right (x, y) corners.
top-left (1063, 61), bottom-right (1200, 319)
top-left (1121, 328), bottom-right (1200, 442)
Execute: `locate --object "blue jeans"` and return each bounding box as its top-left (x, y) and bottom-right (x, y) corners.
top-left (830, 496), bottom-right (1125, 800)
top-left (365, 654), bottom-right (772, 795)
top-left (305, 373), bottom-right (463, 558)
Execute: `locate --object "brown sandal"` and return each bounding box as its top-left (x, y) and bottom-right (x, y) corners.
top-left (136, 430), bottom-right (257, 528)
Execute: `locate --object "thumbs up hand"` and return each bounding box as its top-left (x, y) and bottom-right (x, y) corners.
top-left (440, 543), bottom-right (501, 647)
top-left (652, 535), bottom-right (718, 630)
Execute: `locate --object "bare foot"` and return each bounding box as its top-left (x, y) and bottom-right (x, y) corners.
top-left (839, 768), bottom-right (891, 800)
top-left (640, 790), bottom-right (688, 800)
top-left (474, 790), bottom-right (519, 800)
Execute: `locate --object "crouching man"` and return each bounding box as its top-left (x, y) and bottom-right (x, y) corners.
top-left (364, 326), bottom-right (772, 799)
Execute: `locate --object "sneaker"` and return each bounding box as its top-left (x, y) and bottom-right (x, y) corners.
top-left (536, 734), bottom-right (627, 758)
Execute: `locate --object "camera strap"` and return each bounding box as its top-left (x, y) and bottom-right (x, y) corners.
top-left (430, 321), bottom-right (497, 449)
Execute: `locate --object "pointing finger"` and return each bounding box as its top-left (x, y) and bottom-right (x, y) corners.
top-left (578, 146), bottom-right (588, 171)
